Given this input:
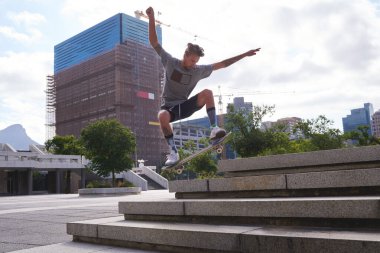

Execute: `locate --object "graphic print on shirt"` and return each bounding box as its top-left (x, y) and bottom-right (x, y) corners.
top-left (170, 69), bottom-right (192, 85)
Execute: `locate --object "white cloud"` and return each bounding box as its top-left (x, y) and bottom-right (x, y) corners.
top-left (0, 26), bottom-right (43, 42)
top-left (0, 51), bottom-right (52, 143)
top-left (1, 0), bottom-right (380, 145)
top-left (8, 11), bottom-right (46, 27)
top-left (0, 11), bottom-right (46, 42)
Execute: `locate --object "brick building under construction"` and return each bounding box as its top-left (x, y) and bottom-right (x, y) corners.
top-left (47, 13), bottom-right (167, 167)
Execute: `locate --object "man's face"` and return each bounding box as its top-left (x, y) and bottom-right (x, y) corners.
top-left (182, 53), bottom-right (200, 69)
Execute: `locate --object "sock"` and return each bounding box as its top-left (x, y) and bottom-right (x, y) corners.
top-left (207, 107), bottom-right (217, 128)
top-left (165, 134), bottom-right (178, 153)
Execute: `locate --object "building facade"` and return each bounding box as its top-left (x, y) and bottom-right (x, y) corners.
top-left (172, 115), bottom-right (236, 159)
top-left (0, 143), bottom-right (85, 195)
top-left (342, 103), bottom-right (374, 135)
top-left (261, 117), bottom-right (302, 140)
top-left (51, 13), bottom-right (167, 166)
top-left (372, 110), bottom-right (380, 138)
top-left (228, 97), bottom-right (253, 112)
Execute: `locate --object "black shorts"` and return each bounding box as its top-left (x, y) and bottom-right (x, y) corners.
top-left (161, 94), bottom-right (203, 123)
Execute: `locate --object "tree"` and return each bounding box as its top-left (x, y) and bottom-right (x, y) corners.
top-left (344, 125), bottom-right (380, 146)
top-left (45, 135), bottom-right (83, 155)
top-left (45, 135), bottom-right (84, 193)
top-left (80, 119), bottom-right (136, 187)
top-left (225, 104), bottom-right (275, 157)
top-left (259, 125), bottom-right (294, 155)
top-left (160, 138), bottom-right (217, 180)
top-left (182, 139), bottom-right (217, 178)
top-left (293, 115), bottom-right (344, 151)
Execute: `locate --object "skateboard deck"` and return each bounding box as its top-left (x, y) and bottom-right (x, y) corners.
top-left (163, 132), bottom-right (232, 174)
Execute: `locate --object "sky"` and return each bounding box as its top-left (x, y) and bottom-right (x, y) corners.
top-left (0, 0), bottom-right (379, 144)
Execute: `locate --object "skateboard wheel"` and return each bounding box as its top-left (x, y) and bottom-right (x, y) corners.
top-left (176, 168), bottom-right (183, 174)
top-left (216, 147), bottom-right (223, 154)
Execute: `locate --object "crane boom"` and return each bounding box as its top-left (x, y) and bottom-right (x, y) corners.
top-left (214, 87), bottom-right (295, 114)
top-left (134, 10), bottom-right (171, 27)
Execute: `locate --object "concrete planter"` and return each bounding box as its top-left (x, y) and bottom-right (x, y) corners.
top-left (78, 187), bottom-right (141, 196)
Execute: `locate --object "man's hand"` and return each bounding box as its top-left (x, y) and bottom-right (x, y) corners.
top-left (212, 47), bottom-right (261, 70)
top-left (147, 6), bottom-right (158, 47)
top-left (146, 7), bottom-right (154, 19)
top-left (245, 48), bottom-right (261, 57)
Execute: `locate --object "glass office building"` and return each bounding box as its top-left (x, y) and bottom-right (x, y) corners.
top-left (54, 13), bottom-right (162, 73)
top-left (342, 103), bottom-right (374, 136)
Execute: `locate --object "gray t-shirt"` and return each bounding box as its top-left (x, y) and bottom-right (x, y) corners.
top-left (154, 44), bottom-right (213, 108)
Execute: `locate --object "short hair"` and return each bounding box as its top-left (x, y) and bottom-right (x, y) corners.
top-left (185, 43), bottom-right (204, 57)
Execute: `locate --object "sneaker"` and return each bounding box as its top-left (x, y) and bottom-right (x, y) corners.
top-left (210, 126), bottom-right (226, 140)
top-left (165, 150), bottom-right (180, 166)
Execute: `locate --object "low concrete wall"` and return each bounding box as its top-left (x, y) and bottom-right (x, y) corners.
top-left (79, 187), bottom-right (141, 196)
top-left (219, 145), bottom-right (380, 176)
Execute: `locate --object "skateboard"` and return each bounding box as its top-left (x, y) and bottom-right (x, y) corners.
top-left (163, 132), bottom-right (232, 174)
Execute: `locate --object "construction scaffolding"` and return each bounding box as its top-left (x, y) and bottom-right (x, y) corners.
top-left (45, 75), bottom-right (56, 141)
top-left (53, 40), bottom-right (167, 166)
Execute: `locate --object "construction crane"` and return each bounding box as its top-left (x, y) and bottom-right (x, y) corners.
top-left (214, 86), bottom-right (295, 114)
top-left (215, 85), bottom-right (233, 114)
top-left (134, 10), bottom-right (212, 43)
top-left (134, 10), bottom-right (171, 27)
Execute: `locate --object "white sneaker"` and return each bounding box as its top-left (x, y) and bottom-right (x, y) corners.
top-left (210, 126), bottom-right (226, 140)
top-left (165, 150), bottom-right (180, 166)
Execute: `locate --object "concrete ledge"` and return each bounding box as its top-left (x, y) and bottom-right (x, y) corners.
top-left (219, 145), bottom-right (380, 175)
top-left (287, 168), bottom-right (380, 189)
top-left (169, 175), bottom-right (285, 193)
top-left (119, 201), bottom-right (184, 216)
top-left (209, 175), bottom-right (286, 192)
top-left (68, 218), bottom-right (258, 252)
top-left (78, 187), bottom-right (141, 196)
top-left (185, 197), bottom-right (380, 219)
top-left (169, 179), bottom-right (208, 193)
top-left (67, 216), bottom-right (123, 237)
top-left (169, 168), bottom-right (380, 198)
top-left (67, 218), bottom-right (380, 253)
top-left (119, 197), bottom-right (380, 219)
top-left (241, 226), bottom-right (380, 253)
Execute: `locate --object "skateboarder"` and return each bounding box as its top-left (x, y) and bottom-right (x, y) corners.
top-left (146, 6), bottom-right (261, 166)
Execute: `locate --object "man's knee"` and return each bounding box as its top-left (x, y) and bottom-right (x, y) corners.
top-left (158, 110), bottom-right (171, 123)
top-left (201, 89), bottom-right (213, 98)
top-left (197, 89), bottom-right (214, 107)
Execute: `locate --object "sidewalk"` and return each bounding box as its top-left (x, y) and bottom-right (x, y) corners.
top-left (0, 190), bottom-right (174, 253)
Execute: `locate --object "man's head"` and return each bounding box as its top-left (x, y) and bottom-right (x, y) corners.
top-left (182, 43), bottom-right (204, 69)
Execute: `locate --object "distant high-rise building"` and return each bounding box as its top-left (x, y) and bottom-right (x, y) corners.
top-left (372, 110), bottom-right (380, 138)
top-left (275, 117), bottom-right (302, 140)
top-left (262, 117), bottom-right (302, 140)
top-left (50, 13), bottom-right (166, 166)
top-left (172, 115), bottom-right (235, 159)
top-left (342, 103), bottom-right (374, 136)
top-left (228, 97), bottom-right (253, 112)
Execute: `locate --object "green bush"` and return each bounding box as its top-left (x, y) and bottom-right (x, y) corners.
top-left (117, 180), bottom-right (134, 187)
top-left (85, 181), bottom-right (111, 188)
top-left (86, 180), bottom-right (134, 188)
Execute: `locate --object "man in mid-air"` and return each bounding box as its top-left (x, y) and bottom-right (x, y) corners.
top-left (146, 6), bottom-right (261, 166)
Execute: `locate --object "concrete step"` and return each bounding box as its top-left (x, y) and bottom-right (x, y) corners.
top-left (219, 145), bottom-right (380, 177)
top-left (67, 216), bottom-right (380, 253)
top-left (169, 167), bottom-right (380, 198)
top-left (118, 196), bottom-right (380, 229)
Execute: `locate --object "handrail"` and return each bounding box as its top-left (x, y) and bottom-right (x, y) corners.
top-left (139, 166), bottom-right (168, 189)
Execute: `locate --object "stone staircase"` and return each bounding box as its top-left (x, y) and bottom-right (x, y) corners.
top-left (67, 145), bottom-right (380, 253)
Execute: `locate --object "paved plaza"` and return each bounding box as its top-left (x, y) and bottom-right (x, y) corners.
top-left (0, 190), bottom-right (174, 253)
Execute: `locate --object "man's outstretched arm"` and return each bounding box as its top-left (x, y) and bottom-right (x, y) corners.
top-left (146, 7), bottom-right (159, 48)
top-left (212, 48), bottom-right (261, 70)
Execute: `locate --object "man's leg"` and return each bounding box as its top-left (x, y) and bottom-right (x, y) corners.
top-left (196, 89), bottom-right (216, 126)
top-left (158, 110), bottom-right (179, 166)
top-left (197, 89), bottom-right (226, 140)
